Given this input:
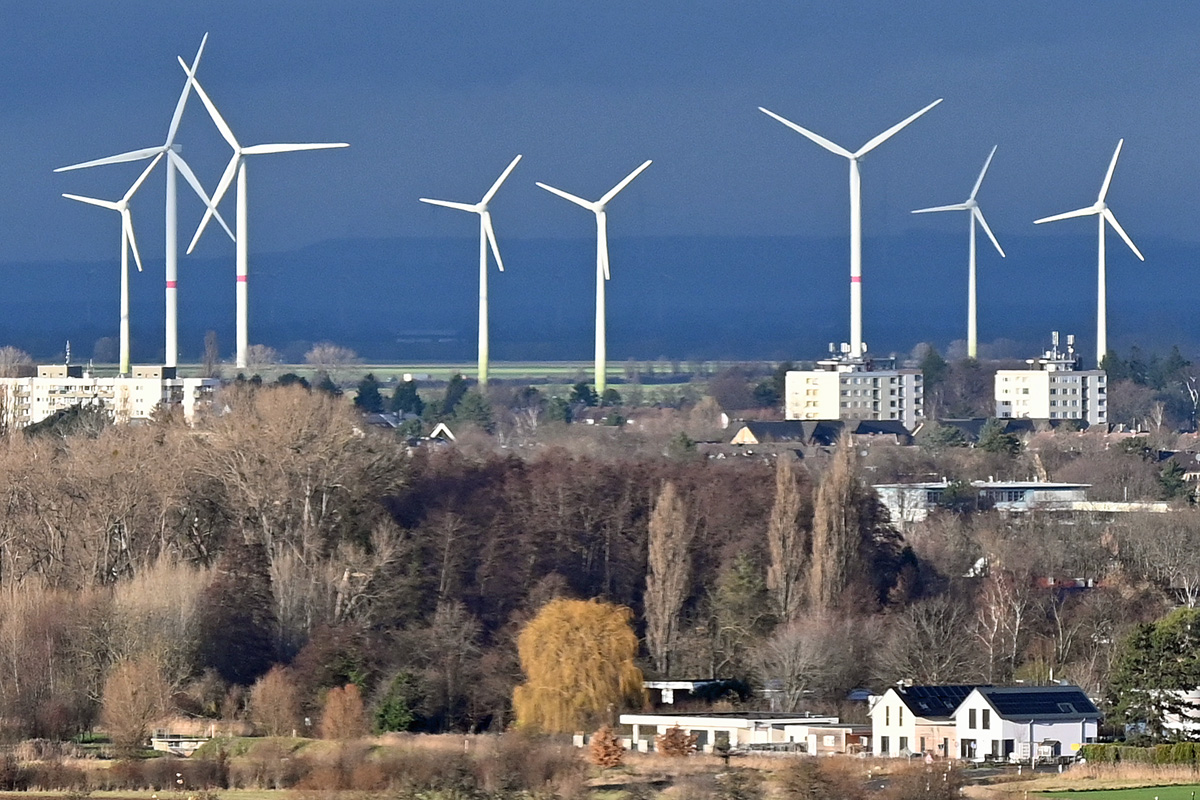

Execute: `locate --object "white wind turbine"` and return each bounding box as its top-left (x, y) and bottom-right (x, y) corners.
top-left (537, 160), bottom-right (652, 396)
top-left (63, 154), bottom-right (164, 376)
top-left (54, 34), bottom-right (233, 369)
top-left (1034, 139), bottom-right (1144, 368)
top-left (178, 56), bottom-right (348, 370)
top-left (420, 154), bottom-right (522, 387)
top-left (912, 146), bottom-right (1006, 360)
top-left (760, 99), bottom-right (942, 359)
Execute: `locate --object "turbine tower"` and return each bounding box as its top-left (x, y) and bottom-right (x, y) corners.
top-left (54, 34), bottom-right (233, 368)
top-left (62, 154), bottom-right (163, 375)
top-left (537, 160), bottom-right (652, 395)
top-left (912, 146), bottom-right (1006, 360)
top-left (1034, 139), bottom-right (1144, 368)
top-left (759, 99), bottom-right (942, 359)
top-left (419, 156), bottom-right (521, 387)
top-left (178, 56), bottom-right (348, 370)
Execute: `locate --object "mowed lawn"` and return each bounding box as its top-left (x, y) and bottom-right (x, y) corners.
top-left (1041, 786), bottom-right (1200, 800)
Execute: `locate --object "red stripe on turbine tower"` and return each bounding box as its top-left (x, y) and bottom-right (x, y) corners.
top-left (236, 275), bottom-right (247, 283)
top-left (851, 276), bottom-right (862, 283)
top-left (166, 281), bottom-right (177, 288)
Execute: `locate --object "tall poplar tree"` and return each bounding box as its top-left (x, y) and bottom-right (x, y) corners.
top-left (767, 456), bottom-right (809, 621)
top-left (644, 481), bottom-right (693, 675)
top-left (808, 438), bottom-right (863, 612)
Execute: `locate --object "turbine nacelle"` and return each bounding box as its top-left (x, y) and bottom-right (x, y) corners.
top-left (419, 154), bottom-right (522, 274)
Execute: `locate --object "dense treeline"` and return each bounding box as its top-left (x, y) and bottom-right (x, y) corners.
top-left (0, 374), bottom-right (1196, 743)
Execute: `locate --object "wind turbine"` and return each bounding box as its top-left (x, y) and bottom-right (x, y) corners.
top-left (53, 34), bottom-right (233, 369)
top-left (420, 155), bottom-right (522, 387)
top-left (178, 56), bottom-right (348, 370)
top-left (1034, 139), bottom-right (1144, 368)
top-left (912, 146), bottom-right (1006, 360)
top-left (536, 160), bottom-right (651, 396)
top-left (759, 99), bottom-right (942, 359)
top-left (62, 154), bottom-right (164, 375)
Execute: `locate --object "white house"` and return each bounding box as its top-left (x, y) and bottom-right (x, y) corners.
top-left (952, 686), bottom-right (1099, 762)
top-left (869, 685), bottom-right (973, 758)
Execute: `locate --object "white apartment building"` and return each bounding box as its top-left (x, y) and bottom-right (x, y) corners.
top-left (0, 364), bottom-right (218, 430)
top-left (995, 333), bottom-right (1107, 426)
top-left (785, 357), bottom-right (923, 430)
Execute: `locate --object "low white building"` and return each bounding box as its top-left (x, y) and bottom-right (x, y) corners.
top-left (0, 364), bottom-right (218, 429)
top-left (616, 712), bottom-right (847, 753)
top-left (785, 356), bottom-right (923, 430)
top-left (995, 333), bottom-right (1107, 426)
top-left (952, 686), bottom-right (1099, 762)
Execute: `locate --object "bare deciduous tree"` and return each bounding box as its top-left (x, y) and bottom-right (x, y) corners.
top-left (767, 456), bottom-right (808, 621)
top-left (319, 683), bottom-right (367, 740)
top-left (245, 344), bottom-right (281, 374)
top-left (879, 596), bottom-right (981, 685)
top-left (645, 481), bottom-right (693, 675)
top-left (249, 665), bottom-right (301, 736)
top-left (808, 438), bottom-right (863, 611)
top-left (753, 615), bottom-right (850, 711)
top-left (304, 342), bottom-right (359, 381)
top-left (0, 346), bottom-right (32, 378)
top-left (101, 655), bottom-right (170, 755)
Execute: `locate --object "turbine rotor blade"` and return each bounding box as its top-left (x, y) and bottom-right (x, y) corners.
top-left (536, 181), bottom-right (595, 209)
top-left (123, 210), bottom-right (144, 272)
top-left (188, 155), bottom-right (239, 254)
top-left (1034, 206), bottom-right (1097, 225)
top-left (62, 194), bottom-right (120, 211)
top-left (124, 152), bottom-right (165, 200)
top-left (482, 212), bottom-right (504, 272)
top-left (481, 154), bottom-right (522, 205)
top-left (854, 98), bottom-right (943, 158)
top-left (419, 198), bottom-right (478, 212)
top-left (1104, 208), bottom-right (1145, 261)
top-left (54, 146), bottom-right (163, 173)
top-left (974, 207), bottom-right (1006, 258)
top-left (758, 107), bottom-right (853, 158)
top-left (912, 203), bottom-right (971, 214)
top-left (170, 152), bottom-right (235, 242)
top-left (970, 145), bottom-right (998, 201)
top-left (1099, 139), bottom-right (1124, 202)
top-left (178, 55), bottom-right (240, 151)
top-left (241, 142), bottom-right (349, 155)
top-left (599, 159), bottom-right (652, 206)
top-left (597, 212), bottom-right (610, 281)
top-left (167, 32), bottom-right (208, 145)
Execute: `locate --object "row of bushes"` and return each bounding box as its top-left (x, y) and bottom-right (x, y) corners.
top-left (0, 736), bottom-right (585, 795)
top-left (1080, 742), bottom-right (1200, 765)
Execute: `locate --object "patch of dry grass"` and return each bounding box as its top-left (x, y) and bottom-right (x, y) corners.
top-left (973, 762), bottom-right (1200, 795)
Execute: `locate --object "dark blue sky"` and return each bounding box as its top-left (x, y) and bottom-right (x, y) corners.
top-left (0, 3), bottom-right (1193, 296)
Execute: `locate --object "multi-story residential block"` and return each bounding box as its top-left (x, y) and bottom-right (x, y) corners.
top-left (785, 356), bottom-right (923, 430)
top-left (0, 364), bottom-right (218, 430)
top-left (995, 333), bottom-right (1107, 426)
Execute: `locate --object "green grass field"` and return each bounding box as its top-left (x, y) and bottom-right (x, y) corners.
top-left (1041, 786), bottom-right (1200, 799)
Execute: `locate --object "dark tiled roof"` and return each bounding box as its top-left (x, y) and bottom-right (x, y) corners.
top-left (853, 420), bottom-right (913, 438)
top-left (895, 685), bottom-right (977, 720)
top-left (976, 686), bottom-right (1100, 720)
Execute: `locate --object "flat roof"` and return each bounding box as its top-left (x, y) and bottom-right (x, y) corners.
top-left (874, 481), bottom-right (1090, 490)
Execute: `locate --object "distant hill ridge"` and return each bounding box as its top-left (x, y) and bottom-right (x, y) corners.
top-left (2, 231), bottom-right (1193, 363)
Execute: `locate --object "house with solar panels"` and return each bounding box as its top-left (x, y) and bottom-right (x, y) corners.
top-left (869, 684), bottom-right (973, 758)
top-left (953, 686), bottom-right (1100, 762)
top-left (869, 684), bottom-right (1100, 762)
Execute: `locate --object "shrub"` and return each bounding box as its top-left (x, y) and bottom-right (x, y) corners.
top-left (656, 725), bottom-right (697, 757)
top-left (589, 725), bottom-right (624, 768)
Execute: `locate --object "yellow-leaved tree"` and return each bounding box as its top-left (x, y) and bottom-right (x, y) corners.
top-left (513, 598), bottom-right (644, 732)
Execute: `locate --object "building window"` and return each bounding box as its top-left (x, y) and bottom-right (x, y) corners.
top-left (969, 709), bottom-right (976, 729)
top-left (899, 736), bottom-right (908, 753)
top-left (982, 709), bottom-right (990, 729)
top-left (899, 707), bottom-right (903, 726)
top-left (885, 707), bottom-right (889, 726)
top-left (881, 736), bottom-right (890, 754)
